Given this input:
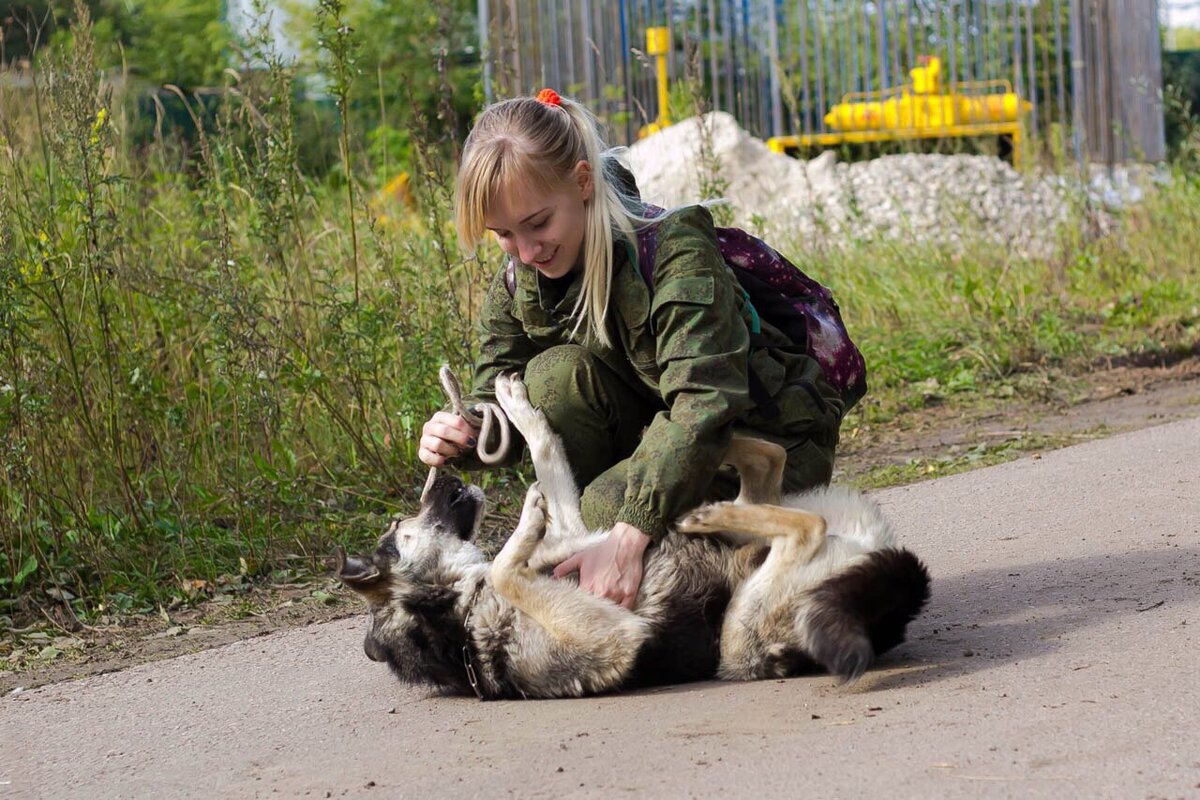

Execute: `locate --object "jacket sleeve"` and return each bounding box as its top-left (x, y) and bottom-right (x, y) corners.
top-left (453, 265), bottom-right (538, 470)
top-left (615, 206), bottom-right (754, 540)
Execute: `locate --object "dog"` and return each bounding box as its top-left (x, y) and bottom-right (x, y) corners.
top-left (335, 374), bottom-right (930, 699)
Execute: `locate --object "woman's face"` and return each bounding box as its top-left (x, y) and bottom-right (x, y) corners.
top-left (484, 160), bottom-right (593, 280)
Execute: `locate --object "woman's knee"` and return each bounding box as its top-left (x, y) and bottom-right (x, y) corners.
top-left (782, 439), bottom-right (835, 493)
top-left (524, 345), bottom-right (602, 423)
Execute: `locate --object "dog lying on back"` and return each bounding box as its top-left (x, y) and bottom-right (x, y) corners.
top-left (336, 374), bottom-right (930, 699)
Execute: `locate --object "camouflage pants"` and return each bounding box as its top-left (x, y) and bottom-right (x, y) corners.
top-left (523, 345), bottom-right (838, 532)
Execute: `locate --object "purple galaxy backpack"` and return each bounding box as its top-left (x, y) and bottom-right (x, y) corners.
top-left (504, 206), bottom-right (868, 411)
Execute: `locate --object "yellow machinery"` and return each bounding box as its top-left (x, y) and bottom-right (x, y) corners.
top-left (767, 57), bottom-right (1034, 167)
top-left (638, 27), bottom-right (672, 138)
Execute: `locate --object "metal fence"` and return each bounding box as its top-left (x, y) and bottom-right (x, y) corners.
top-left (478, 0), bottom-right (1165, 164)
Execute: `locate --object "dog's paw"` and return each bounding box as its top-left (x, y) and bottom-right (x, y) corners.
top-left (516, 481), bottom-right (548, 540)
top-left (676, 502), bottom-right (736, 535)
top-left (495, 372), bottom-right (529, 418)
top-left (492, 372), bottom-right (513, 407)
top-left (494, 372), bottom-right (549, 442)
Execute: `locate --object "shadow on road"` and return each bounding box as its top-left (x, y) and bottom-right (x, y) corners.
top-left (864, 545), bottom-right (1200, 691)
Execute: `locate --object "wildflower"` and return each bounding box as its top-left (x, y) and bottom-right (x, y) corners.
top-left (89, 108), bottom-right (109, 145)
top-left (18, 259), bottom-right (44, 281)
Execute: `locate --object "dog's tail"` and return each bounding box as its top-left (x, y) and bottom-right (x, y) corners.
top-left (804, 547), bottom-right (931, 683)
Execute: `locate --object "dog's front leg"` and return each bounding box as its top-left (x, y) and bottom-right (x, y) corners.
top-left (492, 482), bottom-right (550, 579)
top-left (494, 374), bottom-right (589, 542)
top-left (490, 483), bottom-right (651, 696)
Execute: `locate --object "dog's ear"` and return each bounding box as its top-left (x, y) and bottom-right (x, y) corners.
top-left (334, 547), bottom-right (390, 599)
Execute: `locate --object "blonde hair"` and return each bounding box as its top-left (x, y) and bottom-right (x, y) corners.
top-left (455, 95), bottom-right (649, 347)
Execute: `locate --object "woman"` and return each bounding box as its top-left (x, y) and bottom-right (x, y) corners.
top-left (419, 89), bottom-right (844, 608)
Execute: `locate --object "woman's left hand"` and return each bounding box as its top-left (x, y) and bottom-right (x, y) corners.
top-left (553, 522), bottom-right (651, 609)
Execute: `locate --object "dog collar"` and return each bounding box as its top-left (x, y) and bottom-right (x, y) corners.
top-left (461, 577), bottom-right (487, 700)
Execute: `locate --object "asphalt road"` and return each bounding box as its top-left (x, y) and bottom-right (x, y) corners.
top-left (3, 417), bottom-right (1198, 799)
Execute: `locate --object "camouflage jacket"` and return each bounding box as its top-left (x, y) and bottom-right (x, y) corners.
top-left (461, 205), bottom-right (843, 540)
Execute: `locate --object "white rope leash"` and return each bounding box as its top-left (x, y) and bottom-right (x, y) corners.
top-left (439, 364), bottom-right (510, 466)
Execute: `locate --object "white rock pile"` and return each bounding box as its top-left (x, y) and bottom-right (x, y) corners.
top-left (622, 112), bottom-right (1154, 257)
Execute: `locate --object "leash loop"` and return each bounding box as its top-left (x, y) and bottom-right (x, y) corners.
top-left (439, 364), bottom-right (510, 465)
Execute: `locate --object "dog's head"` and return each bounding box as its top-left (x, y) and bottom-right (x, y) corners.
top-left (334, 469), bottom-right (488, 692)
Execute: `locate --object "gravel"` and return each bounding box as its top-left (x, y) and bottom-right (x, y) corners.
top-left (623, 112), bottom-right (1158, 257)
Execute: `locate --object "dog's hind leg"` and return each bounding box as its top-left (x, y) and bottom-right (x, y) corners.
top-left (723, 436), bottom-right (786, 506)
top-left (678, 502), bottom-right (870, 682)
top-left (676, 502), bottom-right (828, 681)
top-left (677, 502), bottom-right (827, 562)
top-left (708, 546), bottom-right (816, 681)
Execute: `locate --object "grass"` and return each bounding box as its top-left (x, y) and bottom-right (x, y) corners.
top-left (1, 5), bottom-right (1199, 623)
top-left (0, 4), bottom-right (494, 617)
top-left (849, 429), bottom-right (1112, 491)
top-left (801, 176), bottom-right (1200, 425)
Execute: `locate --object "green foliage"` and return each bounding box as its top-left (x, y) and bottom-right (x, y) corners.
top-left (282, 0), bottom-right (480, 163)
top-left (1168, 27), bottom-right (1200, 51)
top-left (1164, 49), bottom-right (1200, 160)
top-left (117, 0), bottom-right (232, 88)
top-left (784, 171), bottom-right (1200, 422)
top-left (7, 0), bottom-right (232, 88)
top-left (0, 3), bottom-right (492, 613)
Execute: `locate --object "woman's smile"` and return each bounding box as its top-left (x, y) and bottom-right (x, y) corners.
top-left (484, 172), bottom-right (591, 282)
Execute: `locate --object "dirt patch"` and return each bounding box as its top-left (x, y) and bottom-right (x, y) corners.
top-left (3, 355), bottom-right (1198, 695)
top-left (1, 582), bottom-right (363, 695)
top-left (837, 352), bottom-right (1200, 484)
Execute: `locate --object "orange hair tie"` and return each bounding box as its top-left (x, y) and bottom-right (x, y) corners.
top-left (536, 88), bottom-right (562, 107)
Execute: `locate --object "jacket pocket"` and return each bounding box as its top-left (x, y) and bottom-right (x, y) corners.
top-left (649, 274), bottom-right (715, 315)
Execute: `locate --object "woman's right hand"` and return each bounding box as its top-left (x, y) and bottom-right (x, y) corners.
top-left (418, 411), bottom-right (480, 467)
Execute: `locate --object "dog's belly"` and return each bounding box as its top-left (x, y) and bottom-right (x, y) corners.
top-left (624, 582), bottom-right (733, 688)
top-left (620, 534), bottom-right (752, 688)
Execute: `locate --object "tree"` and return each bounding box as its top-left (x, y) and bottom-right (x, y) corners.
top-left (118, 0), bottom-right (232, 88)
top-left (281, 0), bottom-right (482, 150)
top-left (2, 0), bottom-right (231, 89)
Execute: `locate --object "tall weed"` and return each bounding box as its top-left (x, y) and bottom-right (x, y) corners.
top-left (0, 3), bottom-right (494, 611)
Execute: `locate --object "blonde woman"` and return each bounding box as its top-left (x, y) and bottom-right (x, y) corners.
top-left (419, 89), bottom-right (845, 609)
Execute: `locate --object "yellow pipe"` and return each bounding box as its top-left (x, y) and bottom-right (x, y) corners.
top-left (646, 27), bottom-right (671, 131)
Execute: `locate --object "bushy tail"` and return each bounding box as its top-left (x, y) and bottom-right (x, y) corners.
top-left (805, 548), bottom-right (932, 683)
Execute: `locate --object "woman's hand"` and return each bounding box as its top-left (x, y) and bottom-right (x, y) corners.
top-left (553, 522), bottom-right (651, 609)
top-left (418, 411), bottom-right (479, 467)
